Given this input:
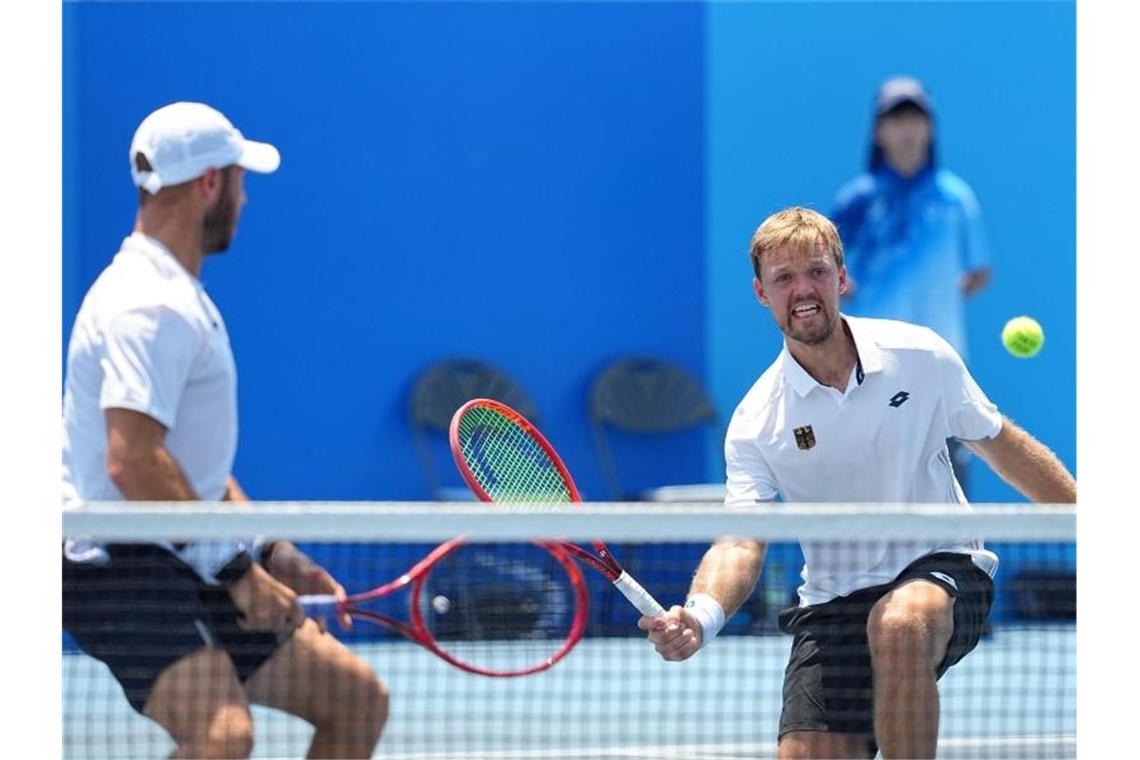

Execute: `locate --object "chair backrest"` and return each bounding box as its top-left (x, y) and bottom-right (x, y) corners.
top-left (409, 358), bottom-right (540, 497)
top-left (588, 357), bottom-right (716, 499)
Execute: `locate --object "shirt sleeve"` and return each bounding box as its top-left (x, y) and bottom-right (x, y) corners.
top-left (98, 304), bottom-right (202, 428)
top-left (957, 183), bottom-right (991, 273)
top-left (932, 330), bottom-right (1003, 441)
top-left (724, 421), bottom-right (779, 506)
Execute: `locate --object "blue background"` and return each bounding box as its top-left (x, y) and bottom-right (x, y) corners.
top-left (63, 0), bottom-right (1075, 503)
top-left (704, 0), bottom-right (1076, 503)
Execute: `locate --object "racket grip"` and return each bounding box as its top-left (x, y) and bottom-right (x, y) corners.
top-left (613, 571), bottom-right (666, 617)
top-left (298, 594), bottom-right (340, 616)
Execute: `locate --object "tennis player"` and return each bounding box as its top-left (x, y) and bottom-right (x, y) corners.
top-left (639, 207), bottom-right (1075, 759)
top-left (62, 103), bottom-right (387, 758)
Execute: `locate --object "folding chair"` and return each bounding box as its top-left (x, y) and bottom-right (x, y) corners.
top-left (588, 356), bottom-right (722, 501)
top-left (409, 358), bottom-right (541, 500)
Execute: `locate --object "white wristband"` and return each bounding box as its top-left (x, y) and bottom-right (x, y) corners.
top-left (684, 594), bottom-right (727, 647)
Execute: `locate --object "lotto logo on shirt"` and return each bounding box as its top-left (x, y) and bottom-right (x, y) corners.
top-left (793, 425), bottom-right (816, 450)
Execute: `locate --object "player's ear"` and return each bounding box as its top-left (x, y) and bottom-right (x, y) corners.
top-left (753, 277), bottom-right (770, 307)
top-left (838, 265), bottom-right (849, 295)
top-left (198, 167), bottom-right (222, 201)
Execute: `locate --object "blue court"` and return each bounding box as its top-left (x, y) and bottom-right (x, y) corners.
top-left (63, 625), bottom-right (1076, 759)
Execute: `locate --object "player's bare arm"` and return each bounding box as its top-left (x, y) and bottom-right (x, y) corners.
top-left (264, 541), bottom-right (352, 630)
top-left (219, 475), bottom-right (346, 629)
top-left (228, 563), bottom-right (304, 633)
top-left (961, 267), bottom-right (991, 296)
top-left (219, 470), bottom-right (348, 629)
top-left (224, 475), bottom-right (351, 628)
top-left (105, 409), bottom-right (303, 630)
top-left (105, 408), bottom-right (199, 500)
top-left (222, 475), bottom-right (249, 502)
top-left (640, 537), bottom-right (766, 662)
top-left (968, 416), bottom-right (1076, 503)
top-left (690, 537), bottom-right (768, 616)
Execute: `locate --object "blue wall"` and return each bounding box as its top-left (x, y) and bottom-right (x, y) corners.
top-left (64, 1), bottom-right (1074, 503)
top-left (63, 0), bottom-right (707, 500)
top-left (705, 0), bottom-right (1076, 501)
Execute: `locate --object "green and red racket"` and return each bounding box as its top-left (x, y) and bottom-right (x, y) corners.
top-left (449, 398), bottom-right (665, 618)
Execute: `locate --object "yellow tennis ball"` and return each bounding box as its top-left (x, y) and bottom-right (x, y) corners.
top-left (1001, 316), bottom-right (1044, 358)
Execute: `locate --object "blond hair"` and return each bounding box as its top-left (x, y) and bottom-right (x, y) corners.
top-left (749, 207), bottom-right (844, 279)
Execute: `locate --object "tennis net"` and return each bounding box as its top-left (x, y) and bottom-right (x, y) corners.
top-left (62, 502), bottom-right (1076, 759)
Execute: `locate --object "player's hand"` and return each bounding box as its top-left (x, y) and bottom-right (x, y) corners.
top-left (265, 541), bottom-right (352, 631)
top-left (637, 605), bottom-right (703, 662)
top-left (961, 268), bottom-right (991, 296)
top-left (228, 563), bottom-right (304, 634)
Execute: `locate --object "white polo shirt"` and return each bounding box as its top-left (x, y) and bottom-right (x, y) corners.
top-left (63, 232), bottom-right (245, 579)
top-left (724, 315), bottom-right (1002, 606)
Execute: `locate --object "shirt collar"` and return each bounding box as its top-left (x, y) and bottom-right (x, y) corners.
top-left (780, 314), bottom-right (885, 397)
top-left (120, 231), bottom-right (200, 284)
top-left (845, 315), bottom-right (884, 375)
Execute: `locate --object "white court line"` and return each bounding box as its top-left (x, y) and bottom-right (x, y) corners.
top-left (942, 734), bottom-right (1077, 747)
top-left (371, 735), bottom-right (1076, 760)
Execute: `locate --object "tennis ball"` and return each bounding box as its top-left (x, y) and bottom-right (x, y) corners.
top-left (432, 595), bottom-right (451, 614)
top-left (1001, 316), bottom-right (1044, 358)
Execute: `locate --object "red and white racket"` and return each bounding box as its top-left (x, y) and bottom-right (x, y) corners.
top-left (299, 538), bottom-right (588, 677)
top-left (449, 398), bottom-right (665, 618)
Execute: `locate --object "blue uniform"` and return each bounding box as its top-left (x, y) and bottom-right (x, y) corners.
top-left (831, 165), bottom-right (989, 359)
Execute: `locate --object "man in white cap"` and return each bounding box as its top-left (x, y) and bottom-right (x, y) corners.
top-left (62, 103), bottom-right (388, 758)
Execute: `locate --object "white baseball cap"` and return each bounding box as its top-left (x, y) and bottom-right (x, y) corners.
top-left (129, 102), bottom-right (281, 194)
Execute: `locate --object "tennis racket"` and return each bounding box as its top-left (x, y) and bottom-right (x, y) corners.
top-left (449, 398), bottom-right (666, 618)
top-left (298, 538), bottom-right (588, 677)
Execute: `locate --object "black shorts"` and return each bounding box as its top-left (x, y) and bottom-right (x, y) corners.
top-left (63, 543), bottom-right (282, 713)
top-left (777, 552), bottom-right (994, 742)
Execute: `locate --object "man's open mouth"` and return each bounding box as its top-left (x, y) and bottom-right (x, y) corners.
top-left (792, 303), bottom-right (821, 318)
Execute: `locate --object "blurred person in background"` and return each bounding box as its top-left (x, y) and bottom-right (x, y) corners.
top-left (831, 76), bottom-right (991, 496)
top-left (62, 102), bottom-right (387, 758)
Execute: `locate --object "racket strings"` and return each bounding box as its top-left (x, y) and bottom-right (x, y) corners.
top-left (422, 542), bottom-right (584, 674)
top-left (457, 408), bottom-right (571, 504)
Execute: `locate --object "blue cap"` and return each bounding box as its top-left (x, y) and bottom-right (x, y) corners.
top-left (875, 76), bottom-right (933, 118)
top-left (868, 76), bottom-right (937, 171)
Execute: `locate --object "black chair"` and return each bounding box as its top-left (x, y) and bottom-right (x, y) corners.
top-left (409, 358), bottom-right (541, 500)
top-left (588, 356), bottom-right (721, 501)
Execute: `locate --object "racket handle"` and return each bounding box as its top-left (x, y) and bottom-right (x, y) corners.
top-left (298, 594), bottom-right (340, 616)
top-left (613, 571), bottom-right (666, 617)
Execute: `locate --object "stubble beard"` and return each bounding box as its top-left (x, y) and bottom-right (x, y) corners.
top-left (782, 306), bottom-right (839, 347)
top-left (202, 172), bottom-right (236, 255)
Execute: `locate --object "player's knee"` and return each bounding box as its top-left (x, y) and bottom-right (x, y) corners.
top-left (869, 604), bottom-right (952, 673)
top-left (322, 665), bottom-right (387, 743)
top-left (867, 608), bottom-right (932, 665)
top-left (360, 673), bottom-right (389, 737)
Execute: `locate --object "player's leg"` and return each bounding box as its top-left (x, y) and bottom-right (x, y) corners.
top-left (244, 619), bottom-right (388, 759)
top-left (143, 646), bottom-right (255, 759)
top-left (866, 579), bottom-right (954, 758)
top-left (869, 553), bottom-right (995, 758)
top-left (775, 603), bottom-right (876, 759)
top-left (64, 543), bottom-right (258, 758)
top-left (778, 731), bottom-right (873, 759)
